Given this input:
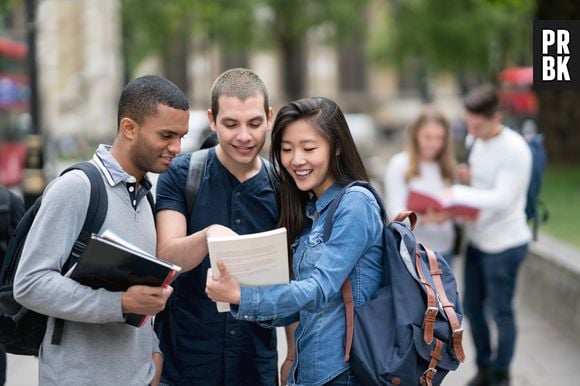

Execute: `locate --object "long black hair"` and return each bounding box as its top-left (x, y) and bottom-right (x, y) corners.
top-left (270, 96), bottom-right (369, 254)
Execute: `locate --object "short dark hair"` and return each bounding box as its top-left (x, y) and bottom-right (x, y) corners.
top-left (463, 84), bottom-right (499, 118)
top-left (117, 75), bottom-right (189, 127)
top-left (210, 68), bottom-right (269, 119)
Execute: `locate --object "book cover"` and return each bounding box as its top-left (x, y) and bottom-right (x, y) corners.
top-left (69, 231), bottom-right (181, 327)
top-left (407, 189), bottom-right (479, 218)
top-left (207, 227), bottom-right (290, 312)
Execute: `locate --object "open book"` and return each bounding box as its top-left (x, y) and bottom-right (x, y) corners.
top-left (207, 227), bottom-right (290, 312)
top-left (407, 189), bottom-right (479, 218)
top-left (69, 230), bottom-right (182, 327)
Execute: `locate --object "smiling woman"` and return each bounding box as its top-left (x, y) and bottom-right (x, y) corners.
top-left (280, 119), bottom-right (334, 198)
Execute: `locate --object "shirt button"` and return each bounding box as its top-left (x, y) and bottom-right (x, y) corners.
top-left (132, 200), bottom-right (137, 206)
top-left (128, 186), bottom-right (134, 192)
top-left (235, 219), bottom-right (241, 224)
top-left (229, 329), bottom-right (236, 336)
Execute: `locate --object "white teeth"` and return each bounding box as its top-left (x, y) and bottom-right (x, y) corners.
top-left (295, 170), bottom-right (311, 176)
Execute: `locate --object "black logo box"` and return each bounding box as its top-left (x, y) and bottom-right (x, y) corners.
top-left (533, 20), bottom-right (580, 90)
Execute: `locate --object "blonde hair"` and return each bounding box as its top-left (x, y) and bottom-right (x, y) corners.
top-left (404, 106), bottom-right (455, 183)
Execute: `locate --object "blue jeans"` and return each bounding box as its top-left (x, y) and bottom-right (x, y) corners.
top-left (463, 243), bottom-right (528, 371)
top-left (323, 369), bottom-right (361, 386)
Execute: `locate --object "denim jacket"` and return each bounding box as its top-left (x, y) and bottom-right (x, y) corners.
top-left (233, 184), bottom-right (383, 386)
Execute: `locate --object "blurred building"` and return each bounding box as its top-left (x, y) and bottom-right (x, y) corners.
top-left (36, 0), bottom-right (123, 145)
top-left (32, 0), bottom-right (464, 155)
top-left (133, 0), bottom-right (464, 133)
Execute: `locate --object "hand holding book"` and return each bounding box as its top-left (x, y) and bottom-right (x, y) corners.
top-left (206, 227), bottom-right (290, 312)
top-left (206, 261), bottom-right (242, 306)
top-left (69, 230), bottom-right (181, 327)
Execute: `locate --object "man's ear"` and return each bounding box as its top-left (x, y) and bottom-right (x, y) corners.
top-left (119, 117), bottom-right (138, 139)
top-left (207, 109), bottom-right (217, 132)
top-left (267, 107), bottom-right (274, 130)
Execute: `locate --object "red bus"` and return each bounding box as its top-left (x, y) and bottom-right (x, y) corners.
top-left (497, 66), bottom-right (538, 129)
top-left (0, 37), bottom-right (30, 187)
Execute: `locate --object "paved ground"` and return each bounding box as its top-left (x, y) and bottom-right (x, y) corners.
top-left (445, 252), bottom-right (580, 385)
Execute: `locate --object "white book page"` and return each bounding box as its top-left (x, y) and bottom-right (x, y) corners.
top-left (99, 229), bottom-right (152, 257)
top-left (207, 227), bottom-right (290, 312)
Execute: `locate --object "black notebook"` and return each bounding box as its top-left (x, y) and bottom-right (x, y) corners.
top-left (69, 231), bottom-right (181, 327)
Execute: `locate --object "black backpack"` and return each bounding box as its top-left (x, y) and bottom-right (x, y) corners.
top-left (0, 186), bottom-right (25, 267)
top-left (324, 182), bottom-right (465, 386)
top-left (524, 133), bottom-right (549, 240)
top-left (0, 162), bottom-right (108, 355)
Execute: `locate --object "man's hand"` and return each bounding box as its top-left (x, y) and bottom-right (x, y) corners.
top-left (205, 224), bottom-right (238, 239)
top-left (205, 262), bottom-right (241, 305)
top-left (121, 285), bottom-right (173, 316)
top-left (455, 163), bottom-right (471, 184)
top-left (151, 352), bottom-right (163, 386)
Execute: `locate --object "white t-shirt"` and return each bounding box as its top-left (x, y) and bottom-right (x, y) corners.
top-left (384, 151), bottom-right (455, 254)
top-left (452, 127), bottom-right (532, 253)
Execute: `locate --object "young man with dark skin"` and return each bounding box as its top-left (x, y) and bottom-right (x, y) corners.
top-left (14, 75), bottom-right (189, 386)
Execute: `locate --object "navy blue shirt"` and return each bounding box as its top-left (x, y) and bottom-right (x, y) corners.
top-left (155, 147), bottom-right (279, 386)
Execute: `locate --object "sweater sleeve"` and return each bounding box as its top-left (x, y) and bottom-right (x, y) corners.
top-left (14, 171), bottom-right (125, 324)
top-left (451, 140), bottom-right (532, 211)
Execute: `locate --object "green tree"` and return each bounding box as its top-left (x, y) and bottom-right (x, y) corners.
top-left (121, 0), bottom-right (368, 101)
top-left (372, 0), bottom-right (535, 98)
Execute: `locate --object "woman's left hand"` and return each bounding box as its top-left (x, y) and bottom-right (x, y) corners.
top-left (206, 261), bottom-right (242, 305)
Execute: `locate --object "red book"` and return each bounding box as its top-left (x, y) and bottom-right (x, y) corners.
top-left (406, 190), bottom-right (479, 218)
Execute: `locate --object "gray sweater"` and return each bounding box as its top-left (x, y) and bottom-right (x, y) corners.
top-left (14, 161), bottom-right (159, 385)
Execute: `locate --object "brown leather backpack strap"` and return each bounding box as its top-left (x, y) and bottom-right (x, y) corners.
top-left (420, 338), bottom-right (443, 386)
top-left (393, 211), bottom-right (418, 230)
top-left (425, 248), bottom-right (465, 362)
top-left (341, 278), bottom-right (354, 362)
top-left (415, 250), bottom-right (438, 345)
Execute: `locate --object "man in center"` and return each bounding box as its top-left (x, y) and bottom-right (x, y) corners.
top-left (154, 68), bottom-right (284, 385)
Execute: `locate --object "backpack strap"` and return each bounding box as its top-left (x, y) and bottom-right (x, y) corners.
top-left (322, 181), bottom-right (386, 243)
top-left (0, 187), bottom-right (11, 241)
top-left (185, 149), bottom-right (210, 216)
top-left (260, 156), bottom-right (278, 196)
top-left (425, 249), bottom-right (465, 362)
top-left (185, 150), bottom-right (276, 217)
top-left (392, 210), bottom-right (417, 230)
top-left (414, 249), bottom-right (439, 346)
top-left (51, 161), bottom-right (108, 346)
top-left (341, 278), bottom-right (354, 362)
top-left (420, 338), bottom-right (443, 386)
top-left (322, 181), bottom-right (385, 362)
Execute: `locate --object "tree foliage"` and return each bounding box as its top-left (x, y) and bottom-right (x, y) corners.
top-left (120, 0), bottom-right (368, 100)
top-left (372, 0), bottom-right (535, 80)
